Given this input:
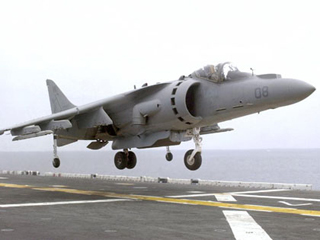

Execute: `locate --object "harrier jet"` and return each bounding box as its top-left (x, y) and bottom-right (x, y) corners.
top-left (0, 63), bottom-right (315, 170)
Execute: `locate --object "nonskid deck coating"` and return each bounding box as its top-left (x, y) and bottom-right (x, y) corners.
top-left (0, 174), bottom-right (320, 240)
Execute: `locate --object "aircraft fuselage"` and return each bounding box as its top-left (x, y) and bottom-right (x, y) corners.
top-left (104, 72), bottom-right (314, 144)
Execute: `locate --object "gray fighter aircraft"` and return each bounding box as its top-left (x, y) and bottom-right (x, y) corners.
top-left (0, 62), bottom-right (315, 170)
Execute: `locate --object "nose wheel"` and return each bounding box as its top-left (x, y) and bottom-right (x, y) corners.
top-left (184, 150), bottom-right (202, 170)
top-left (184, 128), bottom-right (203, 171)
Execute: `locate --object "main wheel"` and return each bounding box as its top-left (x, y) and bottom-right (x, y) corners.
top-left (52, 158), bottom-right (60, 168)
top-left (114, 152), bottom-right (127, 170)
top-left (165, 152), bottom-right (173, 161)
top-left (127, 151), bottom-right (137, 169)
top-left (184, 149), bottom-right (202, 171)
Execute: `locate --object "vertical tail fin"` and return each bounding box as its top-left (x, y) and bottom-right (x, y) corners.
top-left (46, 79), bottom-right (76, 114)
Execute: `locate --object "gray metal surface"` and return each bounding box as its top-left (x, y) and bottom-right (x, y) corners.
top-left (0, 62), bottom-right (316, 171)
top-left (0, 174), bottom-right (320, 240)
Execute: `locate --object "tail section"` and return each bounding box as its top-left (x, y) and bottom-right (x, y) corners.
top-left (46, 79), bottom-right (76, 114)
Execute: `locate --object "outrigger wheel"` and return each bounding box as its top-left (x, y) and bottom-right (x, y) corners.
top-left (52, 134), bottom-right (61, 168)
top-left (52, 157), bottom-right (60, 168)
top-left (165, 146), bottom-right (173, 161)
top-left (165, 153), bottom-right (173, 161)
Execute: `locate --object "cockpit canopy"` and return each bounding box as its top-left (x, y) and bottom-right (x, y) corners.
top-left (191, 62), bottom-right (239, 83)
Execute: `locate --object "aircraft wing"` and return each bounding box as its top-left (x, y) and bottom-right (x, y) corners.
top-left (0, 108), bottom-right (77, 135)
top-left (0, 80), bottom-right (171, 142)
top-left (0, 95), bottom-right (119, 139)
top-left (0, 102), bottom-right (114, 140)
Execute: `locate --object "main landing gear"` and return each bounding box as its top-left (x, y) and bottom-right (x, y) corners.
top-left (114, 149), bottom-right (137, 170)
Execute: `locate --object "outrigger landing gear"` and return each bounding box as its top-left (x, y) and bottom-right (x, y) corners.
top-left (165, 146), bottom-right (173, 161)
top-left (52, 134), bottom-right (60, 168)
top-left (184, 128), bottom-right (202, 171)
top-left (114, 149), bottom-right (137, 170)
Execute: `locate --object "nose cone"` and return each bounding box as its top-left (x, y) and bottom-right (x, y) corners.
top-left (288, 79), bottom-right (316, 102)
top-left (267, 79), bottom-right (316, 108)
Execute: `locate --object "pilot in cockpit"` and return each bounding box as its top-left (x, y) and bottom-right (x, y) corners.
top-left (191, 62), bottom-right (238, 83)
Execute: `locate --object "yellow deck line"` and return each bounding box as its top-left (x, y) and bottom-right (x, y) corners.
top-left (1, 183), bottom-right (320, 216)
top-left (0, 183), bottom-right (33, 188)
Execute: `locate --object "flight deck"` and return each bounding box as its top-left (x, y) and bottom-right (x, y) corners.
top-left (0, 172), bottom-right (320, 240)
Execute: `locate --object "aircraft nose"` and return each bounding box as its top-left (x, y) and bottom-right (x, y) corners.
top-left (289, 80), bottom-right (316, 102)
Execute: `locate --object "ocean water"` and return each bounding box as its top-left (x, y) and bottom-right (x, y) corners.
top-left (0, 149), bottom-right (319, 189)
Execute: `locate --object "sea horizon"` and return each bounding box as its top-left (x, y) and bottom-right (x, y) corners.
top-left (1, 149), bottom-right (319, 189)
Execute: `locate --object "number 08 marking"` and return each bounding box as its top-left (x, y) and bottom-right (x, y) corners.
top-left (255, 86), bottom-right (269, 99)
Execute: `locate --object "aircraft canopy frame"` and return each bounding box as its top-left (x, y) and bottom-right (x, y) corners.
top-left (191, 62), bottom-right (239, 83)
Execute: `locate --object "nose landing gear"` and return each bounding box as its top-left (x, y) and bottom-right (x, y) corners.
top-left (184, 128), bottom-right (202, 171)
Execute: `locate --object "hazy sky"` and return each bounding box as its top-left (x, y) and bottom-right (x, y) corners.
top-left (0, 0), bottom-right (319, 151)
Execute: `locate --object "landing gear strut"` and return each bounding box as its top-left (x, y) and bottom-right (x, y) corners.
top-left (52, 135), bottom-right (60, 168)
top-left (184, 128), bottom-right (202, 171)
top-left (114, 149), bottom-right (137, 170)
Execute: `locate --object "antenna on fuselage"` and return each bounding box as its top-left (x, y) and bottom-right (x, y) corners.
top-left (250, 68), bottom-right (254, 76)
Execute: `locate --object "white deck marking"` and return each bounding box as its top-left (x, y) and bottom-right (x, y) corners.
top-left (215, 194), bottom-right (237, 202)
top-left (229, 189), bottom-right (289, 195)
top-left (233, 194), bottom-right (320, 202)
top-left (168, 189), bottom-right (289, 198)
top-left (0, 199), bottom-right (132, 208)
top-left (166, 193), bottom-right (216, 198)
top-left (302, 214), bottom-right (320, 218)
top-left (115, 183), bottom-right (134, 186)
top-left (223, 210), bottom-right (272, 240)
top-left (279, 201), bottom-right (313, 207)
top-left (51, 185), bottom-right (68, 188)
top-left (187, 191), bottom-right (206, 194)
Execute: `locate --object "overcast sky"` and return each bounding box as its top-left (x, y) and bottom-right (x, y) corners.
top-left (0, 0), bottom-right (319, 151)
